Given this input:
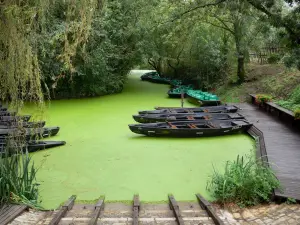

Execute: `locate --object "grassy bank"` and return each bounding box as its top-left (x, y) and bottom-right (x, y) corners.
top-left (216, 64), bottom-right (300, 111)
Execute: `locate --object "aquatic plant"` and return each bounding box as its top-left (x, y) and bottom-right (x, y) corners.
top-left (207, 155), bottom-right (280, 207)
top-left (0, 147), bottom-right (39, 207)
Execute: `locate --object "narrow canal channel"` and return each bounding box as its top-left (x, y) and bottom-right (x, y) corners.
top-left (29, 70), bottom-right (254, 209)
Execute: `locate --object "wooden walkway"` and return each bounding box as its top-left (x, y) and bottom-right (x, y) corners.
top-left (237, 103), bottom-right (300, 201)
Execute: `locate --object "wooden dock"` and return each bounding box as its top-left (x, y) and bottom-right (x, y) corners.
top-left (238, 102), bottom-right (300, 201)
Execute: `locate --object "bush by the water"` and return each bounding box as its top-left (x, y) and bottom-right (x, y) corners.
top-left (207, 155), bottom-right (280, 207)
top-left (0, 148), bottom-right (39, 207)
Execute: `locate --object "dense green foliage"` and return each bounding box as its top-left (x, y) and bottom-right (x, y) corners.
top-left (276, 85), bottom-right (300, 110)
top-left (38, 0), bottom-right (142, 98)
top-left (0, 149), bottom-right (39, 207)
top-left (1, 0), bottom-right (299, 99)
top-left (207, 155), bottom-right (280, 207)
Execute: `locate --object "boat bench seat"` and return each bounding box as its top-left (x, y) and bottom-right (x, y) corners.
top-left (167, 122), bottom-right (178, 129)
top-left (188, 124), bottom-right (198, 129)
top-left (220, 124), bottom-right (232, 128)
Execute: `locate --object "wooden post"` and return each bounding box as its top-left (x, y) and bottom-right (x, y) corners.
top-left (181, 91), bottom-right (184, 108)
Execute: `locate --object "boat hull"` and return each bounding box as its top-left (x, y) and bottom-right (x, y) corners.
top-left (0, 115), bottom-right (31, 122)
top-left (129, 120), bottom-right (252, 137)
top-left (140, 105), bottom-right (239, 114)
top-left (133, 113), bottom-right (245, 123)
top-left (187, 95), bottom-right (221, 106)
top-left (0, 141), bottom-right (66, 156)
top-left (0, 126), bottom-right (60, 139)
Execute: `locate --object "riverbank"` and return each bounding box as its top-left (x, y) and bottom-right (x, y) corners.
top-left (216, 64), bottom-right (300, 111)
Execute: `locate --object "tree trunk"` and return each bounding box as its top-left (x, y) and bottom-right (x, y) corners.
top-left (237, 54), bottom-right (245, 83)
top-left (234, 22), bottom-right (245, 83)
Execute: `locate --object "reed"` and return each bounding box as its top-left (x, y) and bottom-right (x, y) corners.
top-left (0, 147), bottom-right (39, 207)
top-left (207, 155), bottom-right (280, 207)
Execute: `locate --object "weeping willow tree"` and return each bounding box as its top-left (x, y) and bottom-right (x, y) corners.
top-left (0, 0), bottom-right (99, 206)
top-left (0, 0), bottom-right (99, 106)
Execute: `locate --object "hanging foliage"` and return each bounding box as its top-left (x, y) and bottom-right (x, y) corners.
top-left (0, 0), bottom-right (99, 105)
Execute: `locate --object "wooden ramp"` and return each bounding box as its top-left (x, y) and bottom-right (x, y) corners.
top-left (9, 194), bottom-right (221, 225)
top-left (238, 103), bottom-right (300, 201)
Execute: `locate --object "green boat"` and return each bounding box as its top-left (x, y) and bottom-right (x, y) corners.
top-left (168, 85), bottom-right (194, 98)
top-left (186, 90), bottom-right (221, 106)
top-left (169, 79), bottom-right (182, 87)
top-left (140, 72), bottom-right (170, 84)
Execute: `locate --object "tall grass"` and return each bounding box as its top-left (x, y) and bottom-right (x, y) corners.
top-left (207, 155), bottom-right (280, 207)
top-left (0, 147), bottom-right (40, 207)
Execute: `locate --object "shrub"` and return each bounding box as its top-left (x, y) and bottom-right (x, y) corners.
top-left (267, 54), bottom-right (281, 64)
top-left (294, 109), bottom-right (300, 120)
top-left (0, 147), bottom-right (40, 207)
top-left (255, 94), bottom-right (272, 104)
top-left (207, 155), bottom-right (280, 207)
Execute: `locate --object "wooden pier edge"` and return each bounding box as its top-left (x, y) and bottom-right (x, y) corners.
top-left (0, 204), bottom-right (28, 225)
top-left (49, 195), bottom-right (76, 225)
top-left (88, 197), bottom-right (105, 225)
top-left (168, 195), bottom-right (184, 225)
top-left (133, 195), bottom-right (140, 225)
top-left (195, 194), bottom-right (224, 225)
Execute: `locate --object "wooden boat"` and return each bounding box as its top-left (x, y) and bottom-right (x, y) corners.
top-left (168, 85), bottom-right (193, 98)
top-left (140, 72), bottom-right (170, 84)
top-left (140, 105), bottom-right (239, 114)
top-left (133, 113), bottom-right (245, 123)
top-left (129, 120), bottom-right (252, 137)
top-left (0, 121), bottom-right (46, 129)
top-left (0, 126), bottom-right (60, 139)
top-left (0, 140), bottom-right (66, 156)
top-left (186, 90), bottom-right (221, 106)
top-left (0, 111), bottom-right (16, 116)
top-left (0, 115), bottom-right (31, 122)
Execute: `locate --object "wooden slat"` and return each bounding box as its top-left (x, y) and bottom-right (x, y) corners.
top-left (88, 198), bottom-right (105, 225)
top-left (168, 195), bottom-right (184, 225)
top-left (196, 194), bottom-right (224, 225)
top-left (0, 204), bottom-right (28, 225)
top-left (49, 195), bottom-right (76, 225)
top-left (133, 195), bottom-right (140, 225)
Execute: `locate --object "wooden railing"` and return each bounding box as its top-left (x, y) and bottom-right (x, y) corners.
top-left (249, 94), bottom-right (299, 129)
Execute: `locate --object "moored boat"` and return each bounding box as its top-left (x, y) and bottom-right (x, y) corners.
top-left (0, 121), bottom-right (46, 129)
top-left (133, 113), bottom-right (245, 123)
top-left (140, 72), bottom-right (171, 84)
top-left (168, 85), bottom-right (194, 98)
top-left (0, 111), bottom-right (16, 116)
top-left (140, 105), bottom-right (239, 114)
top-left (0, 115), bottom-right (31, 122)
top-left (0, 140), bottom-right (66, 156)
top-left (186, 90), bottom-right (221, 106)
top-left (0, 126), bottom-right (60, 139)
top-left (129, 120), bottom-right (252, 137)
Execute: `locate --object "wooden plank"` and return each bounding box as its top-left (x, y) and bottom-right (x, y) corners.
top-left (88, 198), bottom-right (105, 225)
top-left (49, 195), bottom-right (76, 225)
top-left (195, 194), bottom-right (224, 225)
top-left (168, 195), bottom-right (184, 225)
top-left (133, 195), bottom-right (140, 225)
top-left (0, 204), bottom-right (28, 225)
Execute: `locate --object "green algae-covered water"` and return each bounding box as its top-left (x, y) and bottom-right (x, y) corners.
top-left (27, 70), bottom-right (254, 209)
